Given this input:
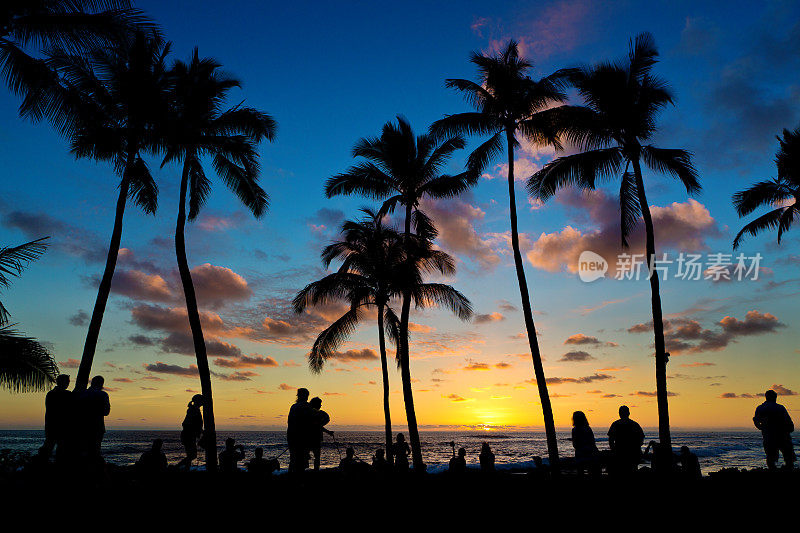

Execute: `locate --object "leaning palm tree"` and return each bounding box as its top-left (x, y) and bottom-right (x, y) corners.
top-left (50, 30), bottom-right (170, 391)
top-left (1, 0), bottom-right (154, 122)
top-left (161, 49), bottom-right (276, 471)
top-left (0, 238), bottom-right (58, 392)
top-left (294, 210), bottom-right (404, 463)
top-left (733, 126), bottom-right (800, 248)
top-left (529, 33), bottom-right (700, 450)
top-left (430, 40), bottom-right (569, 468)
top-left (325, 116), bottom-right (476, 470)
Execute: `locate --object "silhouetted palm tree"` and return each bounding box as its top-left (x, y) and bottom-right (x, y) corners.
top-left (294, 210), bottom-right (403, 463)
top-left (529, 33), bottom-right (700, 449)
top-left (0, 238), bottom-right (58, 392)
top-left (162, 49), bottom-right (276, 470)
top-left (50, 31), bottom-right (170, 391)
top-left (734, 126), bottom-right (800, 248)
top-left (1, 0), bottom-right (153, 121)
top-left (325, 116), bottom-right (476, 470)
top-left (431, 41), bottom-right (568, 467)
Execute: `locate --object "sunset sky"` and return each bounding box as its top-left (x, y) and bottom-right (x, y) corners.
top-left (1, 0), bottom-right (799, 431)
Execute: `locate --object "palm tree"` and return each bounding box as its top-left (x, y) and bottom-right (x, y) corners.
top-left (0, 238), bottom-right (58, 392)
top-left (162, 49), bottom-right (276, 470)
top-left (734, 126), bottom-right (800, 248)
top-left (293, 210), bottom-right (403, 463)
top-left (1, 0), bottom-right (154, 122)
top-left (50, 31), bottom-right (170, 391)
top-left (529, 33), bottom-right (700, 450)
top-left (325, 116), bottom-right (476, 470)
top-left (430, 41), bottom-right (568, 468)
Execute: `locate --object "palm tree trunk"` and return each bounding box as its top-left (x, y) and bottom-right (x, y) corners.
top-left (399, 202), bottom-right (424, 471)
top-left (377, 303), bottom-right (393, 464)
top-left (505, 129), bottom-right (559, 470)
top-left (176, 159), bottom-right (217, 471)
top-left (632, 157), bottom-right (671, 449)
top-left (75, 153), bottom-right (135, 391)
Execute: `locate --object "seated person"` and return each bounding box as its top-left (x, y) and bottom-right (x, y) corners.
top-left (372, 448), bottom-right (391, 474)
top-left (448, 447), bottom-right (467, 474)
top-left (479, 442), bottom-right (495, 472)
top-left (678, 446), bottom-right (701, 479)
top-left (247, 447), bottom-right (275, 475)
top-left (339, 447), bottom-right (359, 474)
top-left (136, 438), bottom-right (167, 475)
top-left (218, 438), bottom-right (245, 473)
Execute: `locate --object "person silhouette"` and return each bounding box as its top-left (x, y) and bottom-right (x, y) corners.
top-left (678, 446), bottom-right (701, 479)
top-left (287, 387), bottom-right (312, 473)
top-left (448, 447), bottom-right (467, 474)
top-left (339, 446), bottom-right (359, 474)
top-left (218, 437), bottom-right (245, 473)
top-left (393, 433), bottom-right (411, 473)
top-left (308, 396), bottom-right (334, 471)
top-left (608, 405), bottom-right (645, 475)
top-left (571, 410), bottom-right (600, 477)
top-left (136, 438), bottom-right (167, 476)
top-left (39, 374), bottom-right (73, 462)
top-left (76, 375), bottom-right (110, 461)
top-left (479, 442), bottom-right (495, 473)
top-left (372, 448), bottom-right (390, 474)
top-left (177, 394), bottom-right (204, 470)
top-left (753, 389), bottom-right (795, 470)
top-left (247, 447), bottom-right (277, 475)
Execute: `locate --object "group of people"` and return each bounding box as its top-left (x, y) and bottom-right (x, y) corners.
top-left (39, 374), bottom-right (796, 476)
top-left (570, 391), bottom-right (796, 477)
top-left (38, 374), bottom-right (110, 468)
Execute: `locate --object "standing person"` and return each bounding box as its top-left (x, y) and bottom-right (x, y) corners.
top-left (448, 447), bottom-right (467, 474)
top-left (608, 405), bottom-right (645, 476)
top-left (39, 374), bottom-right (73, 461)
top-left (393, 433), bottom-right (411, 473)
top-left (287, 387), bottom-right (312, 473)
top-left (77, 375), bottom-right (110, 461)
top-left (479, 442), bottom-right (496, 473)
top-left (308, 396), bottom-right (334, 471)
top-left (571, 411), bottom-right (600, 477)
top-left (753, 389), bottom-right (795, 470)
top-left (177, 394), bottom-right (205, 470)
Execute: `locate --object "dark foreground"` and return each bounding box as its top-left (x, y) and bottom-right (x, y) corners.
top-left (1, 461), bottom-right (796, 524)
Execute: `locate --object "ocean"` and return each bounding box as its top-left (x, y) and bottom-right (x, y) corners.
top-left (0, 429), bottom-right (786, 474)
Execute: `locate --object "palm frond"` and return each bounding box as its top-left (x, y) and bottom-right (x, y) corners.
top-left (619, 170), bottom-right (641, 247)
top-left (732, 178), bottom-right (794, 217)
top-left (641, 146), bottom-right (700, 195)
top-left (412, 283), bottom-right (473, 321)
top-left (528, 147), bottom-right (624, 200)
top-left (733, 207), bottom-right (786, 249)
top-left (0, 326), bottom-right (58, 393)
top-left (308, 306), bottom-right (364, 373)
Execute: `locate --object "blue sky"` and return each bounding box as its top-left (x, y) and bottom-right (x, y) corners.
top-left (1, 0), bottom-right (799, 429)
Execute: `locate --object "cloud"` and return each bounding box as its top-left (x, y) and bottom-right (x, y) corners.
top-left (495, 362), bottom-right (513, 369)
top-left (680, 362), bottom-right (716, 367)
top-left (531, 373), bottom-right (613, 385)
top-left (68, 310), bottom-right (89, 326)
top-left (559, 351), bottom-right (594, 362)
top-left (628, 310), bottom-right (785, 354)
top-left (473, 312), bottom-right (505, 324)
top-left (525, 190), bottom-right (722, 274)
top-left (444, 394), bottom-right (469, 402)
top-left (771, 384), bottom-right (797, 396)
top-left (409, 322), bottom-right (435, 333)
top-left (111, 270), bottom-right (173, 302)
top-left (497, 300), bottom-right (517, 312)
top-left (191, 263), bottom-right (252, 308)
top-left (564, 334), bottom-right (600, 346)
top-left (1, 210), bottom-right (106, 262)
top-left (421, 198), bottom-right (501, 270)
top-left (214, 355), bottom-right (279, 368)
top-left (278, 383), bottom-right (296, 391)
top-left (720, 392), bottom-right (755, 399)
top-left (464, 361), bottom-right (490, 371)
top-left (60, 358), bottom-right (80, 368)
top-left (160, 332), bottom-right (243, 358)
top-left (144, 362), bottom-right (198, 376)
top-left (633, 391), bottom-right (678, 397)
top-left (325, 348), bottom-right (379, 363)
